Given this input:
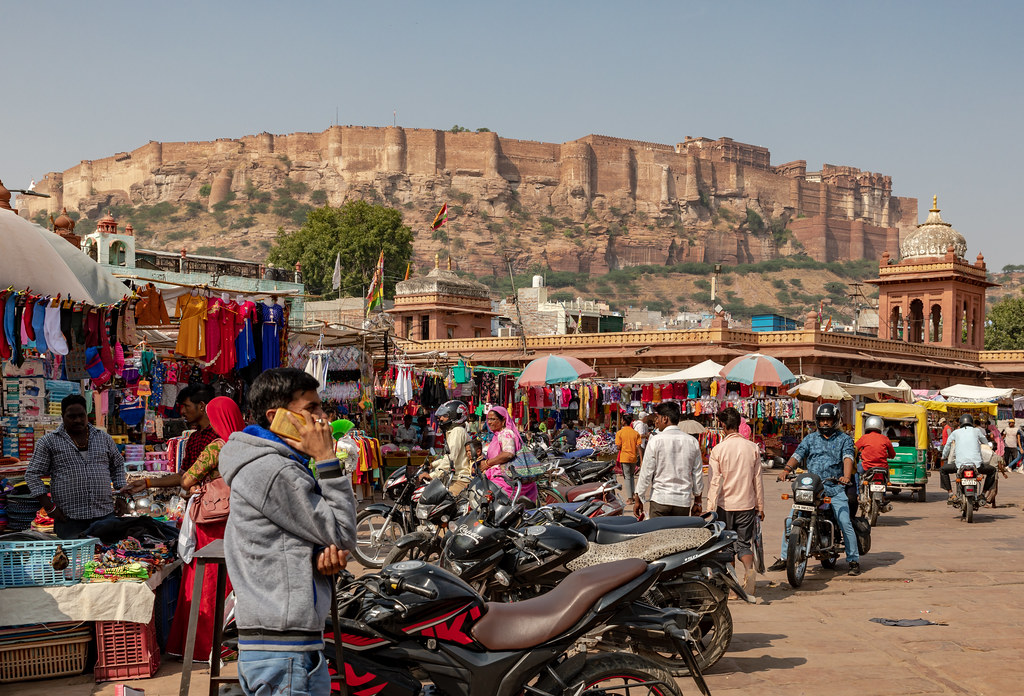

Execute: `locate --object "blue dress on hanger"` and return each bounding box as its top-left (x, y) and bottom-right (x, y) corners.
top-left (236, 302), bottom-right (257, 369)
top-left (261, 303), bottom-right (284, 370)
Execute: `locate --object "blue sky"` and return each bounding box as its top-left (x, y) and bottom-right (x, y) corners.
top-left (3, 1), bottom-right (1021, 264)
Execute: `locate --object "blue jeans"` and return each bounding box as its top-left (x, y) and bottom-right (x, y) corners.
top-left (780, 483), bottom-right (859, 564)
top-left (238, 650), bottom-right (329, 696)
top-left (1009, 448), bottom-right (1023, 469)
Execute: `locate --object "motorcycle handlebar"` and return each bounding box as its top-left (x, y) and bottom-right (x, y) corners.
top-left (389, 577), bottom-right (438, 599)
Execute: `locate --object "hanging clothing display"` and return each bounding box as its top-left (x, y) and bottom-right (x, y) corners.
top-left (134, 283), bottom-right (171, 326)
top-left (175, 291), bottom-right (208, 358)
top-left (235, 300), bottom-right (257, 370)
top-left (260, 302), bottom-right (284, 370)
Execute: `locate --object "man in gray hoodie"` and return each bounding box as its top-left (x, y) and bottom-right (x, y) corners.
top-left (219, 368), bottom-right (356, 696)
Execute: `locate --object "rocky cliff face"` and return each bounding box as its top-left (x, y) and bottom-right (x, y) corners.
top-left (20, 127), bottom-right (917, 277)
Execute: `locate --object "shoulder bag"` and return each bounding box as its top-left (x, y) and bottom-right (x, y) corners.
top-left (190, 477), bottom-right (231, 524)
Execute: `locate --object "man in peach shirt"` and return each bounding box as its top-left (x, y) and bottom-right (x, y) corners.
top-left (706, 407), bottom-right (764, 596)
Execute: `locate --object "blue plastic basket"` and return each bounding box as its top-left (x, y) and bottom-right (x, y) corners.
top-left (0, 538), bottom-right (97, 588)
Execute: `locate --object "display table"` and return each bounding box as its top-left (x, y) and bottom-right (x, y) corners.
top-left (0, 560), bottom-right (181, 626)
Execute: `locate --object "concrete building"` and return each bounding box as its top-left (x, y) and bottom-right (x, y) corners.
top-left (498, 276), bottom-right (622, 335)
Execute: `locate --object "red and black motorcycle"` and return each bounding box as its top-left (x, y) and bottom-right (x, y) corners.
top-left (857, 466), bottom-right (892, 527)
top-left (327, 558), bottom-right (710, 696)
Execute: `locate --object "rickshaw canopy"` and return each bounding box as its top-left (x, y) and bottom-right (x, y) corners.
top-left (856, 403), bottom-right (929, 448)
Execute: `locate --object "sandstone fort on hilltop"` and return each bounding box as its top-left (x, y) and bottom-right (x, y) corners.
top-left (21, 126), bottom-right (917, 272)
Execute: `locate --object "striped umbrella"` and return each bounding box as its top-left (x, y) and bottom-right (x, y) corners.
top-left (516, 354), bottom-right (597, 387)
top-left (719, 353), bottom-right (797, 387)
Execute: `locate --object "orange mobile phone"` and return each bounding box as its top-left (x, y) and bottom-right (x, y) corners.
top-left (269, 408), bottom-right (306, 442)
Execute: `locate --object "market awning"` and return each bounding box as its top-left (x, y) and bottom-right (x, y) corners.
top-left (842, 379), bottom-right (915, 403)
top-left (917, 400), bottom-right (998, 417)
top-left (938, 384), bottom-right (1016, 402)
top-left (618, 369), bottom-right (682, 385)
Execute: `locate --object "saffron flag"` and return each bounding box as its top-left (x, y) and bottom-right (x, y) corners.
top-left (404, 262), bottom-right (410, 281)
top-left (431, 203), bottom-right (448, 230)
top-left (365, 250), bottom-right (385, 316)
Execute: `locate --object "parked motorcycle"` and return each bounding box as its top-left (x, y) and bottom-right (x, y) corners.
top-left (858, 466), bottom-right (892, 527)
top-left (952, 464), bottom-right (985, 523)
top-left (782, 472), bottom-right (869, 588)
top-left (544, 479), bottom-right (626, 517)
top-left (353, 464), bottom-right (437, 568)
top-left (439, 489), bottom-right (742, 675)
top-left (327, 558), bottom-right (710, 696)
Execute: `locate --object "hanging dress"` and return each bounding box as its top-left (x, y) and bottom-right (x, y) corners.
top-left (235, 301), bottom-right (257, 370)
top-left (260, 302), bottom-right (283, 371)
top-left (175, 292), bottom-right (208, 358)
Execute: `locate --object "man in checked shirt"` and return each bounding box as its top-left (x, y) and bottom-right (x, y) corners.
top-left (27, 394), bottom-right (126, 539)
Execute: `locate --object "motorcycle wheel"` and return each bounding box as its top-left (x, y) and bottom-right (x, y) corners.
top-left (965, 495), bottom-right (974, 523)
top-left (867, 499), bottom-right (880, 527)
top-left (635, 599), bottom-right (732, 677)
top-left (786, 524), bottom-right (809, 589)
top-left (352, 509), bottom-right (405, 569)
top-left (569, 652), bottom-right (683, 696)
top-left (382, 538), bottom-right (440, 566)
top-left (536, 484), bottom-right (566, 505)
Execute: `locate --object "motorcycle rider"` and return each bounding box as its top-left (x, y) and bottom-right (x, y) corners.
top-left (855, 415), bottom-right (896, 513)
top-left (769, 403), bottom-right (861, 576)
top-left (940, 413), bottom-right (996, 503)
top-left (420, 400), bottom-right (472, 495)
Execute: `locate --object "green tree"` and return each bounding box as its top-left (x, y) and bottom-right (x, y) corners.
top-left (985, 295), bottom-right (1024, 349)
top-left (268, 200), bottom-right (413, 296)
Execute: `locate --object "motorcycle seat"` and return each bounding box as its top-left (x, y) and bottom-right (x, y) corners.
top-left (471, 558), bottom-right (647, 650)
top-left (593, 516), bottom-right (708, 543)
top-left (563, 481), bottom-right (607, 501)
top-left (566, 448), bottom-right (595, 459)
top-left (569, 460), bottom-right (614, 477)
top-left (566, 528), bottom-right (714, 572)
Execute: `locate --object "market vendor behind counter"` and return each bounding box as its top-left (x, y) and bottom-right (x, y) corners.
top-left (25, 394), bottom-right (126, 539)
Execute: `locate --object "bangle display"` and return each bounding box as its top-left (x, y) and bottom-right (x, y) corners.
top-left (144, 478), bottom-right (151, 489)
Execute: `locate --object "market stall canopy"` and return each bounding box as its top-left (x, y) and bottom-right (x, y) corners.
top-left (1, 209), bottom-right (129, 304)
top-left (917, 400), bottom-right (998, 417)
top-left (719, 353), bottom-right (797, 387)
top-left (617, 359), bottom-right (724, 385)
top-left (842, 379), bottom-right (914, 403)
top-left (516, 354), bottom-right (597, 387)
top-left (787, 378), bottom-right (853, 402)
top-left (618, 368), bottom-right (679, 385)
top-left (938, 384), bottom-right (1016, 402)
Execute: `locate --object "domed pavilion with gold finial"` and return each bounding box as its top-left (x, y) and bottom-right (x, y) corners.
top-left (869, 196), bottom-right (997, 349)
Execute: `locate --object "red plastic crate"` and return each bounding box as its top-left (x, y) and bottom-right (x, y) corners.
top-left (93, 615), bottom-right (161, 682)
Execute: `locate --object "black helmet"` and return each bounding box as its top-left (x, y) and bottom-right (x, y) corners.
top-left (436, 400), bottom-right (469, 430)
top-left (815, 403), bottom-right (840, 436)
top-left (958, 413), bottom-right (975, 428)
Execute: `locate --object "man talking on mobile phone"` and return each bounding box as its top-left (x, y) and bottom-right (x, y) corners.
top-left (219, 368), bottom-right (356, 696)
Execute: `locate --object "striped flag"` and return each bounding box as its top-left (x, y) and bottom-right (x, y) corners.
top-left (431, 203), bottom-right (448, 230)
top-left (365, 250), bottom-right (385, 316)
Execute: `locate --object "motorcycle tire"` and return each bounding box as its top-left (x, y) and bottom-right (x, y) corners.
top-left (352, 509), bottom-right (405, 569)
top-left (965, 496), bottom-right (974, 523)
top-left (635, 599), bottom-right (732, 677)
top-left (567, 652), bottom-right (684, 696)
top-left (536, 484), bottom-right (566, 505)
top-left (868, 499), bottom-right (880, 527)
top-left (381, 538), bottom-right (441, 566)
top-left (786, 524), bottom-right (809, 589)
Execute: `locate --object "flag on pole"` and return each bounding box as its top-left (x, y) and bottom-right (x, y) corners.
top-left (365, 250), bottom-right (385, 316)
top-left (403, 262), bottom-right (410, 281)
top-left (431, 203), bottom-right (448, 230)
top-left (331, 252), bottom-right (342, 291)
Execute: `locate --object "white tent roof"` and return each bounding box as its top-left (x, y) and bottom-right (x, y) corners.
top-left (939, 384), bottom-right (1016, 402)
top-left (618, 359), bottom-right (725, 385)
top-left (842, 379), bottom-right (914, 403)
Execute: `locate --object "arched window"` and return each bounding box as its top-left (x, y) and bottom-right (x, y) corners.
top-left (908, 299), bottom-right (924, 343)
top-left (84, 238), bottom-right (98, 262)
top-left (110, 241), bottom-right (127, 266)
top-left (930, 304), bottom-right (942, 343)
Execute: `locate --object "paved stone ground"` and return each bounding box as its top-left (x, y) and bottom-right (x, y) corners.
top-left (8, 470), bottom-right (1023, 695)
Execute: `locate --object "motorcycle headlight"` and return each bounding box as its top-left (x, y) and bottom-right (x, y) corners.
top-left (794, 490), bottom-right (814, 504)
top-left (415, 506), bottom-right (430, 520)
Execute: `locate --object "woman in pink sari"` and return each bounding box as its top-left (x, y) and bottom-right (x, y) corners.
top-left (482, 406), bottom-right (537, 502)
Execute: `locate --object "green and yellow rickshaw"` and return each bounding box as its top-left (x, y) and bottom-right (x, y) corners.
top-left (854, 403), bottom-right (930, 502)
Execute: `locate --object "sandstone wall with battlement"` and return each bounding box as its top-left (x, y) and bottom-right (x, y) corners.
top-left (21, 125), bottom-right (917, 267)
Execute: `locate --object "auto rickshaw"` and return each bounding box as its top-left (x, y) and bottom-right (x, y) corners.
top-left (854, 403), bottom-right (929, 502)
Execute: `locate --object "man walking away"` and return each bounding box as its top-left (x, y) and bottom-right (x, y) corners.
top-left (706, 407), bottom-right (764, 596)
top-left (220, 368), bottom-right (356, 696)
top-left (616, 414), bottom-right (642, 504)
top-left (633, 401), bottom-right (703, 518)
top-left (1002, 420), bottom-right (1021, 471)
top-left (940, 413), bottom-right (996, 501)
top-left (27, 395), bottom-right (125, 539)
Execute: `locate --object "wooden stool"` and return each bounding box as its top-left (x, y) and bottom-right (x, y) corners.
top-left (178, 539), bottom-right (236, 696)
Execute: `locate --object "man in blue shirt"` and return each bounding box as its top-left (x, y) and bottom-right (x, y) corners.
top-left (767, 403), bottom-right (861, 576)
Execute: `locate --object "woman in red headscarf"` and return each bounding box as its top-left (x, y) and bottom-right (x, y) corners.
top-left (167, 396), bottom-right (246, 662)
